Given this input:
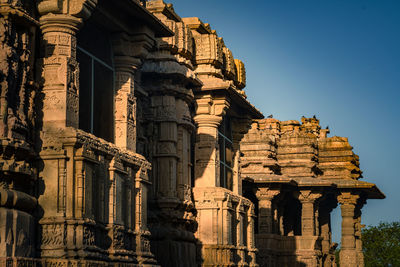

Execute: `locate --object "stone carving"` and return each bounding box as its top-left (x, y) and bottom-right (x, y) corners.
top-left (241, 117), bottom-right (383, 267)
top-left (0, 1), bottom-right (383, 267)
top-left (112, 226), bottom-right (125, 249)
top-left (83, 226), bottom-right (95, 246)
top-left (0, 3), bottom-right (39, 265)
top-left (42, 224), bottom-right (65, 247)
top-left (338, 192), bottom-right (359, 206)
top-left (194, 33), bottom-right (223, 67)
top-left (37, 0), bottom-right (97, 19)
top-left (0, 14), bottom-right (37, 140)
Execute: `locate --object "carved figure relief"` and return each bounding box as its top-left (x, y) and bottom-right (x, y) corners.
top-left (42, 224), bottom-right (65, 247)
top-left (0, 16), bottom-right (36, 140)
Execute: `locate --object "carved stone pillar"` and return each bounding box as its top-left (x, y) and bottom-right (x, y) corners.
top-left (278, 201), bottom-right (285, 235)
top-left (107, 157), bottom-right (138, 263)
top-left (272, 192), bottom-right (285, 235)
top-left (355, 215), bottom-right (363, 267)
top-left (338, 192), bottom-right (359, 267)
top-left (247, 203), bottom-right (258, 267)
top-left (135, 165), bottom-right (157, 265)
top-left (319, 202), bottom-right (336, 267)
top-left (222, 197), bottom-right (234, 245)
top-left (320, 211), bottom-right (331, 258)
top-left (113, 54), bottom-right (141, 151)
top-left (232, 140), bottom-right (241, 194)
top-left (176, 97), bottom-right (195, 203)
top-left (153, 95), bottom-right (179, 201)
top-left (38, 0), bottom-right (97, 130)
top-left (237, 201), bottom-right (248, 266)
top-left (193, 95), bottom-right (229, 188)
top-left (297, 190), bottom-right (322, 236)
top-left (111, 30), bottom-right (154, 152)
top-left (355, 199), bottom-right (365, 267)
top-left (256, 188), bottom-right (280, 234)
top-left (238, 200), bottom-right (246, 247)
top-left (292, 190), bottom-right (323, 267)
top-left (231, 118), bottom-right (252, 195)
top-left (193, 113), bottom-right (222, 187)
top-left (39, 14), bottom-right (82, 129)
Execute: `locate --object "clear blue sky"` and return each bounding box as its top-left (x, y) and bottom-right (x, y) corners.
top-left (169, 0), bottom-right (400, 243)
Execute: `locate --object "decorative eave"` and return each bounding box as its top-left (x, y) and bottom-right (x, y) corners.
top-left (243, 175), bottom-right (298, 186)
top-left (41, 127), bottom-right (151, 170)
top-left (97, 0), bottom-right (173, 37)
top-left (293, 177), bottom-right (336, 187)
top-left (146, 0), bottom-right (182, 22)
top-left (196, 83), bottom-right (263, 119)
top-left (328, 178), bottom-right (385, 199)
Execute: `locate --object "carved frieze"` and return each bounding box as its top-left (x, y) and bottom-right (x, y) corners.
top-left (41, 223), bottom-right (66, 248)
top-left (83, 225), bottom-right (95, 247)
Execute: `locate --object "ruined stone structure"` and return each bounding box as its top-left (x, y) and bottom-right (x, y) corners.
top-left (0, 0), bottom-right (384, 266)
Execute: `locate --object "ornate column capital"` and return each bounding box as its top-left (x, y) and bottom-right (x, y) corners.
top-left (38, 0), bottom-right (98, 35)
top-left (112, 32), bottom-right (154, 62)
top-left (38, 1), bottom-right (95, 130)
top-left (255, 188), bottom-right (280, 201)
top-left (37, 0), bottom-right (97, 19)
top-left (193, 114), bottom-right (222, 128)
top-left (193, 99), bottom-right (222, 187)
top-left (113, 56), bottom-right (141, 73)
top-left (295, 189), bottom-right (322, 203)
top-left (337, 192), bottom-right (359, 206)
top-left (195, 95), bottom-right (230, 117)
top-left (39, 13), bottom-right (82, 35)
top-left (256, 188), bottom-right (279, 234)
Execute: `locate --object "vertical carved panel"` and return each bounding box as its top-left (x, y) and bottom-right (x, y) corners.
top-left (0, 15), bottom-right (37, 140)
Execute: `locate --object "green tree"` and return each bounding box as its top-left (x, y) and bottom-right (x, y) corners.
top-left (335, 248), bottom-right (340, 267)
top-left (362, 221), bottom-right (400, 267)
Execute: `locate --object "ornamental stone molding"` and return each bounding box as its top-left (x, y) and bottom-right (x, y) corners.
top-left (337, 191), bottom-right (360, 205)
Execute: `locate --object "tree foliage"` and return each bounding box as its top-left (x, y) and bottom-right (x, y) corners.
top-left (362, 221), bottom-right (400, 267)
top-left (335, 248), bottom-right (340, 267)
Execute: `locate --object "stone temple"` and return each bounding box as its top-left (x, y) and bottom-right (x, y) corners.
top-left (0, 0), bottom-right (384, 266)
